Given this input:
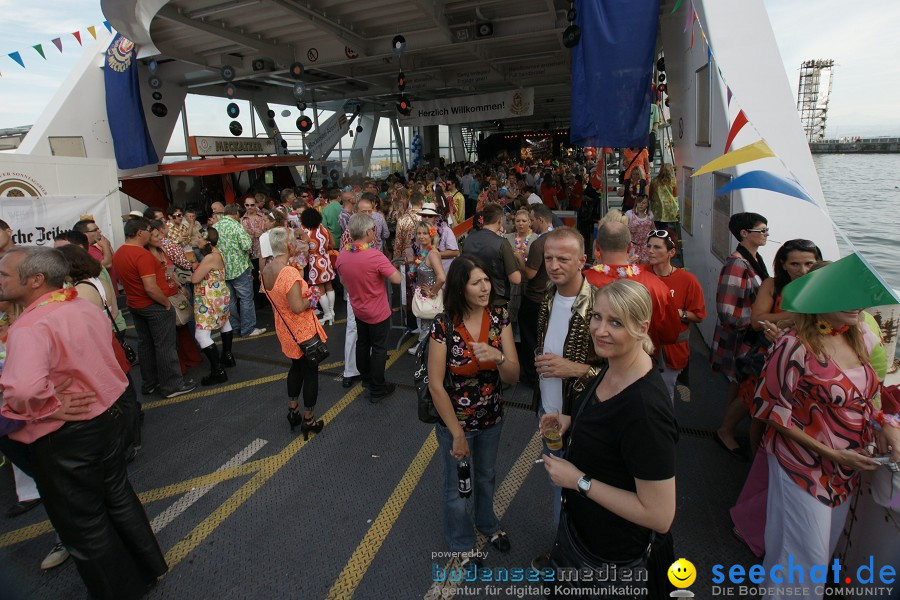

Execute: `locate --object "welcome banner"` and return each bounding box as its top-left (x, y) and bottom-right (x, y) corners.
top-left (398, 88), bottom-right (534, 126)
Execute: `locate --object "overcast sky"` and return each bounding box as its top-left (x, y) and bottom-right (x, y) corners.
top-left (1, 0), bottom-right (898, 137)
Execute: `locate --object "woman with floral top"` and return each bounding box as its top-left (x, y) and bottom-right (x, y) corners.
top-left (405, 222), bottom-right (446, 350)
top-left (752, 305), bottom-right (885, 599)
top-left (428, 255), bottom-right (520, 566)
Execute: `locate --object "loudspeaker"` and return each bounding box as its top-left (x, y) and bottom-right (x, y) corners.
top-left (562, 24), bottom-right (581, 48)
top-left (476, 22), bottom-right (493, 38)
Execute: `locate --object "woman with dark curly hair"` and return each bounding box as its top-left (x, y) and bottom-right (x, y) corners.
top-left (300, 207), bottom-right (336, 326)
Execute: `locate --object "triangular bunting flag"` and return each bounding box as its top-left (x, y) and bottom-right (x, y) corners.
top-left (724, 110), bottom-right (748, 153)
top-left (103, 21), bottom-right (112, 33)
top-left (683, 0), bottom-right (694, 33)
top-left (726, 86), bottom-right (733, 107)
top-left (33, 44), bottom-right (46, 60)
top-left (781, 252), bottom-right (900, 313)
top-left (51, 37), bottom-right (63, 53)
top-left (714, 170), bottom-right (814, 204)
top-left (8, 51), bottom-right (24, 69)
top-left (693, 140), bottom-right (776, 177)
top-left (73, 31), bottom-right (82, 45)
top-left (670, 0), bottom-right (683, 14)
top-left (88, 26), bottom-right (97, 39)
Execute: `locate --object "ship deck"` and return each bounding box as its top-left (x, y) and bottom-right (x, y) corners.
top-left (1, 299), bottom-right (764, 600)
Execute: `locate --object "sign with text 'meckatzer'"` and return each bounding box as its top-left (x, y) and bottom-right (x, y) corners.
top-left (398, 88), bottom-right (534, 126)
top-left (189, 136), bottom-right (277, 156)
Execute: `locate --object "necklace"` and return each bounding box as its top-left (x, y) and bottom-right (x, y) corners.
top-left (343, 241), bottom-right (374, 253)
top-left (409, 245), bottom-right (432, 276)
top-left (655, 264), bottom-right (676, 277)
top-left (34, 287), bottom-right (78, 308)
top-left (592, 263), bottom-right (641, 278)
top-left (816, 320), bottom-right (850, 336)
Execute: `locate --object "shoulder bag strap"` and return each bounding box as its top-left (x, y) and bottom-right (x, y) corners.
top-left (623, 151), bottom-right (642, 173)
top-left (75, 279), bottom-right (121, 333)
top-left (262, 269), bottom-right (307, 348)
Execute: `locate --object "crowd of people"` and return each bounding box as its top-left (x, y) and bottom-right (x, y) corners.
top-left (0, 152), bottom-right (897, 600)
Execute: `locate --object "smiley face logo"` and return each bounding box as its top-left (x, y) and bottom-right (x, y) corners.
top-left (668, 558), bottom-right (696, 588)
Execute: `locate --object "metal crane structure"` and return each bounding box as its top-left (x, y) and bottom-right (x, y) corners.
top-left (797, 59), bottom-right (834, 143)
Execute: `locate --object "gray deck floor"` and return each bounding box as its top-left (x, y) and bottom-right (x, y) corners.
top-left (0, 300), bottom-right (764, 599)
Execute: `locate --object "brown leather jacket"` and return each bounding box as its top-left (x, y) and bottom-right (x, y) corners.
top-left (535, 275), bottom-right (605, 415)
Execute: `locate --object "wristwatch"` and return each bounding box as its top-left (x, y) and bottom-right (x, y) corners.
top-left (577, 475), bottom-right (592, 497)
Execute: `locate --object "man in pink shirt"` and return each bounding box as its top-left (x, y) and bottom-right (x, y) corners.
top-left (0, 246), bottom-right (167, 599)
top-left (336, 213), bottom-right (402, 403)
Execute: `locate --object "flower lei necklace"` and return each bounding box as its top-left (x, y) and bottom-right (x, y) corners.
top-left (815, 319), bottom-right (850, 336)
top-left (409, 245), bottom-right (432, 277)
top-left (35, 287), bottom-right (78, 308)
top-left (592, 263), bottom-right (641, 278)
top-left (343, 242), bottom-right (374, 253)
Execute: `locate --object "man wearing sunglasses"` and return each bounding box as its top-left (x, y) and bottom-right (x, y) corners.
top-left (584, 221), bottom-right (681, 349)
top-left (165, 206), bottom-right (188, 247)
top-left (645, 230), bottom-right (706, 402)
top-left (241, 195), bottom-right (268, 306)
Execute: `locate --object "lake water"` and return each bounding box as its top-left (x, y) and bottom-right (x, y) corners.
top-left (813, 153), bottom-right (900, 291)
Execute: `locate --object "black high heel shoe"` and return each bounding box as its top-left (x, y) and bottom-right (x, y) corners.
top-left (299, 416), bottom-right (324, 441)
top-left (287, 408), bottom-right (303, 432)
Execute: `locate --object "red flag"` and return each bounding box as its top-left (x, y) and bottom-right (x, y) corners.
top-left (51, 38), bottom-right (63, 53)
top-left (724, 110), bottom-right (748, 153)
top-left (72, 31), bottom-right (82, 45)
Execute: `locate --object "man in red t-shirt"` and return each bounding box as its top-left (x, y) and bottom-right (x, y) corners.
top-left (583, 221), bottom-right (680, 350)
top-left (336, 213), bottom-right (402, 403)
top-left (646, 232), bottom-right (706, 402)
top-left (112, 217), bottom-right (196, 399)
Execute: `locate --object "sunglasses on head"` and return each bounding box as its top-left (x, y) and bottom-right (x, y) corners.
top-left (782, 238), bottom-right (817, 251)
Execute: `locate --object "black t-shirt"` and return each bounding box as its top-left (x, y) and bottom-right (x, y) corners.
top-left (564, 368), bottom-right (677, 561)
top-left (524, 234), bottom-right (549, 303)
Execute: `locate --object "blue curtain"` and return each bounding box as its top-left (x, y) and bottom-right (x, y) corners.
top-left (570, 0), bottom-right (660, 148)
top-left (104, 35), bottom-right (159, 169)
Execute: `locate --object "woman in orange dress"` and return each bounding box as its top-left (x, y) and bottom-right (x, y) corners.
top-left (262, 227), bottom-right (328, 438)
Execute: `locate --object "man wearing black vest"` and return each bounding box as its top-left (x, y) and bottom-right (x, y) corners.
top-left (462, 203), bottom-right (521, 306)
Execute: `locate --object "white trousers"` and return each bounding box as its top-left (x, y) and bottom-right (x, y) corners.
top-left (343, 291), bottom-right (359, 377)
top-left (194, 319), bottom-right (232, 349)
top-left (13, 463), bottom-right (39, 502)
top-left (659, 366), bottom-right (681, 404)
top-left (763, 453), bottom-right (850, 600)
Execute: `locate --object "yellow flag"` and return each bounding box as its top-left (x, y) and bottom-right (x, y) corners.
top-left (692, 139), bottom-right (776, 177)
top-left (88, 25), bottom-right (97, 39)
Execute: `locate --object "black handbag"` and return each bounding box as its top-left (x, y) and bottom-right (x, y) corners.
top-left (97, 287), bottom-right (138, 366)
top-left (265, 286), bottom-right (331, 366)
top-left (414, 313), bottom-right (453, 424)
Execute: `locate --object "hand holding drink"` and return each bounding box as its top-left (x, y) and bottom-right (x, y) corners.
top-left (542, 412), bottom-right (564, 451)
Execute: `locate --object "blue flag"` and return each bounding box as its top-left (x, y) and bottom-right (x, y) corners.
top-left (570, 0), bottom-right (660, 148)
top-left (104, 35), bottom-right (158, 169)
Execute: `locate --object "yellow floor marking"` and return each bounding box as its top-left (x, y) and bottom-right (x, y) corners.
top-left (163, 336), bottom-right (417, 569)
top-left (0, 339), bottom-right (415, 551)
top-left (327, 430), bottom-right (438, 600)
top-left (142, 358), bottom-right (344, 410)
top-left (424, 431), bottom-right (542, 600)
top-left (0, 520), bottom-right (55, 548)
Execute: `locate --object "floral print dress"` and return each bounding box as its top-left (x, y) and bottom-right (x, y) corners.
top-left (431, 307), bottom-right (508, 432)
top-left (194, 259), bottom-right (230, 330)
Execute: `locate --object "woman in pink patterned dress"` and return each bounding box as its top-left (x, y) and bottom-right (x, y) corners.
top-left (300, 207), bottom-right (336, 326)
top-left (625, 195), bottom-right (654, 264)
top-left (753, 307), bottom-right (883, 600)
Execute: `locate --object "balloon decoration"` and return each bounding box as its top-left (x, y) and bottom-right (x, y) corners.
top-left (410, 133), bottom-right (423, 169)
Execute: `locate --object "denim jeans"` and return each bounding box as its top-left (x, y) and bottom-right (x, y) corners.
top-left (356, 316), bottom-right (390, 395)
top-left (130, 303), bottom-right (185, 396)
top-left (227, 267), bottom-right (257, 336)
top-left (435, 421), bottom-right (504, 551)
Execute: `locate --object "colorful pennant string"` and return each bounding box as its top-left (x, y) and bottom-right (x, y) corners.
top-left (724, 110), bottom-right (748, 153)
top-left (693, 140), bottom-right (776, 177)
top-left (2, 22), bottom-right (113, 72)
top-left (715, 171), bottom-right (814, 204)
